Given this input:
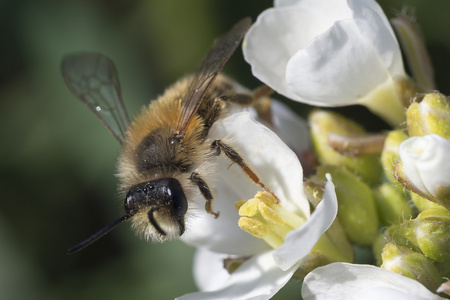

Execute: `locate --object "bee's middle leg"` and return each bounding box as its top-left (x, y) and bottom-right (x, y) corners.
top-left (211, 139), bottom-right (279, 203)
top-left (190, 172), bottom-right (220, 218)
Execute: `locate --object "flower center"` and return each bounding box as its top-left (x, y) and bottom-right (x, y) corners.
top-left (236, 191), bottom-right (305, 249)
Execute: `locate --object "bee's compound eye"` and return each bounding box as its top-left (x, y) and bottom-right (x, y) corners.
top-left (167, 182), bottom-right (187, 220)
top-left (124, 178), bottom-right (187, 220)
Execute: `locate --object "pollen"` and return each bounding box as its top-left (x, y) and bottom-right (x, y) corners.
top-left (238, 217), bottom-right (269, 238)
top-left (259, 202), bottom-right (284, 225)
top-left (236, 191), bottom-right (304, 249)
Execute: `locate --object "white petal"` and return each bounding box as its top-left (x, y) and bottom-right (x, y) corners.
top-left (399, 134), bottom-right (450, 198)
top-left (349, 0), bottom-right (405, 76)
top-left (275, 0), bottom-right (350, 18)
top-left (250, 99), bottom-right (310, 154)
top-left (182, 175), bottom-right (271, 255)
top-left (302, 263), bottom-right (445, 300)
top-left (286, 19), bottom-right (390, 106)
top-left (273, 174), bottom-right (337, 270)
top-left (211, 112), bottom-right (309, 217)
top-left (177, 251), bottom-right (297, 300)
top-left (192, 248), bottom-right (233, 292)
top-left (243, 5), bottom-right (350, 102)
top-left (182, 112), bottom-right (309, 255)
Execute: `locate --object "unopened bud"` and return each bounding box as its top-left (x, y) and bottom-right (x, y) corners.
top-left (316, 165), bottom-right (378, 245)
top-left (373, 223), bottom-right (416, 266)
top-left (380, 129), bottom-right (409, 187)
top-left (293, 251), bottom-right (333, 279)
top-left (406, 92), bottom-right (450, 139)
top-left (373, 182), bottom-right (413, 226)
top-left (381, 243), bottom-right (443, 292)
top-left (414, 208), bottom-right (450, 263)
top-left (309, 110), bottom-right (382, 186)
top-left (396, 134), bottom-right (450, 209)
top-left (411, 193), bottom-right (445, 212)
top-left (304, 180), bottom-right (354, 264)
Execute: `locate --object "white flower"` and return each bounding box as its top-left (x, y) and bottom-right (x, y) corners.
top-left (178, 109), bottom-right (338, 299)
top-left (398, 134), bottom-right (450, 202)
top-left (243, 0), bottom-right (407, 126)
top-left (302, 263), bottom-right (446, 300)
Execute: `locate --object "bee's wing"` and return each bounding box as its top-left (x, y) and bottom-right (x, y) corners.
top-left (176, 17), bottom-right (251, 134)
top-left (61, 53), bottom-right (130, 145)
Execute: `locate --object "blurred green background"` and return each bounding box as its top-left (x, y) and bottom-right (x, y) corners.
top-left (1, 0), bottom-right (449, 299)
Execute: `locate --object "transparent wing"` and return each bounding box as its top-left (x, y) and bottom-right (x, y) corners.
top-left (176, 17), bottom-right (251, 134)
top-left (61, 53), bottom-right (130, 145)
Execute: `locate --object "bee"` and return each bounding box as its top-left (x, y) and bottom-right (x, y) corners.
top-left (62, 18), bottom-right (276, 254)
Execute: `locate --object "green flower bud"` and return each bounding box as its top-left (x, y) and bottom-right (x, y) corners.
top-left (316, 165), bottom-right (379, 245)
top-left (373, 183), bottom-right (413, 226)
top-left (386, 208), bottom-right (450, 265)
top-left (414, 208), bottom-right (450, 263)
top-left (373, 232), bottom-right (388, 266)
top-left (309, 110), bottom-right (382, 186)
top-left (411, 193), bottom-right (445, 212)
top-left (293, 251), bottom-right (333, 279)
top-left (381, 243), bottom-right (443, 292)
top-left (380, 129), bottom-right (409, 187)
top-left (304, 181), bottom-right (354, 263)
top-left (373, 223), bottom-right (419, 266)
top-left (406, 92), bottom-right (450, 139)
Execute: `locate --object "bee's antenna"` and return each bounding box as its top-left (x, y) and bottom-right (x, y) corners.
top-left (67, 215), bottom-right (130, 254)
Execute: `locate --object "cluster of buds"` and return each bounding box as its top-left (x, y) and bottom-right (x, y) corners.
top-left (182, 1), bottom-right (450, 298)
top-left (307, 91), bottom-right (450, 295)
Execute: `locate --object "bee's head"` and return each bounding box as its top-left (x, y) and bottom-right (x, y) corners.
top-left (66, 178), bottom-right (187, 254)
top-left (125, 178), bottom-right (188, 242)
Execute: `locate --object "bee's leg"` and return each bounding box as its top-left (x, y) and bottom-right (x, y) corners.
top-left (227, 85), bottom-right (274, 106)
top-left (202, 86), bottom-right (274, 130)
top-left (211, 139), bottom-right (280, 203)
top-left (251, 84), bottom-right (274, 102)
top-left (190, 172), bottom-right (220, 218)
top-left (225, 86), bottom-right (275, 125)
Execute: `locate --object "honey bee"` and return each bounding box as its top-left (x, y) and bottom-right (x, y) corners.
top-left (62, 18), bottom-right (276, 254)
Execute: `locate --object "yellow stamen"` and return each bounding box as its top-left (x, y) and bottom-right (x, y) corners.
top-left (259, 202), bottom-right (284, 225)
top-left (239, 198), bottom-right (260, 217)
top-left (234, 200), bottom-right (246, 211)
top-left (238, 217), bottom-right (268, 238)
top-left (236, 191), bottom-right (306, 249)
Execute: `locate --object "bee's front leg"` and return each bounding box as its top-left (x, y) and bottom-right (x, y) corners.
top-left (190, 172), bottom-right (220, 218)
top-left (211, 139), bottom-right (279, 203)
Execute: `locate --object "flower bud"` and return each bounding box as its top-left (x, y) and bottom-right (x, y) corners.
top-left (373, 182), bottom-right (413, 226)
top-left (406, 92), bottom-right (450, 139)
top-left (373, 223), bottom-right (416, 266)
top-left (381, 243), bottom-right (443, 292)
top-left (414, 208), bottom-right (450, 263)
top-left (395, 134), bottom-right (450, 209)
top-left (411, 193), bottom-right (445, 212)
top-left (293, 251), bottom-right (333, 279)
top-left (380, 129), bottom-right (409, 187)
top-left (315, 165), bottom-right (378, 245)
top-left (382, 208), bottom-right (450, 265)
top-left (310, 110), bottom-right (382, 186)
top-left (304, 180), bottom-right (354, 264)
